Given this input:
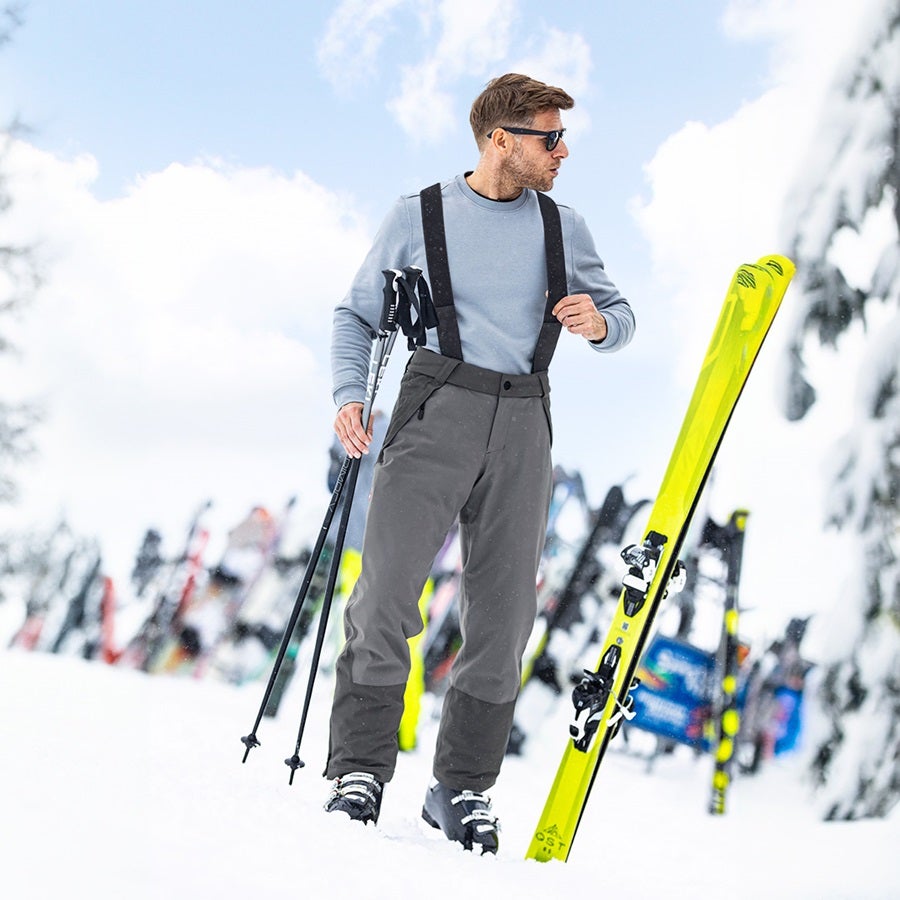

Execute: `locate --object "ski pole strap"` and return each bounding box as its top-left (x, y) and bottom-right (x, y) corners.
top-left (531, 192), bottom-right (567, 374)
top-left (397, 266), bottom-right (438, 349)
top-left (381, 267), bottom-right (439, 350)
top-left (420, 183), bottom-right (462, 360)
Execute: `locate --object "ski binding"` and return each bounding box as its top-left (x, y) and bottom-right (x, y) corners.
top-left (570, 645), bottom-right (637, 752)
top-left (620, 531), bottom-right (686, 616)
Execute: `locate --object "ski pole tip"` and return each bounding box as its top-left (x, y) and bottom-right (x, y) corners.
top-left (284, 754), bottom-right (305, 784)
top-left (240, 733), bottom-right (261, 763)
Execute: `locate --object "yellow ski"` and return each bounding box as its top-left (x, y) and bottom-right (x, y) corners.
top-left (526, 255), bottom-right (795, 863)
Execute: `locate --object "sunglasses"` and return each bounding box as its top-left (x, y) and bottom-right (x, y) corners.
top-left (487, 126), bottom-right (566, 151)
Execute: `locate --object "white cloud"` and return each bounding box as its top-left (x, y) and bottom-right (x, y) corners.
top-left (631, 88), bottom-right (811, 379)
top-left (0, 142), bottom-right (373, 581)
top-left (721, 0), bottom-right (891, 128)
top-left (431, 0), bottom-right (517, 62)
top-left (387, 0), bottom-right (518, 142)
top-left (315, 0), bottom-right (409, 92)
top-left (387, 60), bottom-right (457, 143)
top-left (634, 0), bottom-right (895, 374)
top-left (318, 0), bottom-right (591, 143)
top-left (509, 27), bottom-right (592, 97)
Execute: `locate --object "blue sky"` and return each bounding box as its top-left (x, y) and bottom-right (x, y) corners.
top-left (0, 0), bottom-right (871, 637)
top-left (3, 2), bottom-right (763, 181)
top-left (2, 1), bottom-right (765, 272)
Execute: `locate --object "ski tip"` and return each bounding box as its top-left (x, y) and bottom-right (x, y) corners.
top-left (755, 254), bottom-right (796, 282)
top-left (732, 255), bottom-right (795, 304)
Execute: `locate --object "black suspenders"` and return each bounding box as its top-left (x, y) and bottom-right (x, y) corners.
top-left (419, 182), bottom-right (568, 373)
top-left (533, 191), bottom-right (567, 374)
top-left (420, 183), bottom-right (463, 361)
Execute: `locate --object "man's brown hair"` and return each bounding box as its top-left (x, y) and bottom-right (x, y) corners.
top-left (470, 73), bottom-right (574, 149)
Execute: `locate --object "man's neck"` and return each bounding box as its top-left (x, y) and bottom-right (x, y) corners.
top-left (465, 168), bottom-right (523, 202)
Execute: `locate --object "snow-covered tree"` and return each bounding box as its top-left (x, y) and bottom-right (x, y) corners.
top-left (779, 0), bottom-right (899, 820)
top-left (0, 4), bottom-right (39, 506)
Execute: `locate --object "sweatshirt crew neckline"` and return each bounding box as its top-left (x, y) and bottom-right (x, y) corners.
top-left (455, 172), bottom-right (532, 211)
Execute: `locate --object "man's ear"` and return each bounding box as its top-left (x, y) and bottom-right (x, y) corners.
top-left (490, 127), bottom-right (512, 153)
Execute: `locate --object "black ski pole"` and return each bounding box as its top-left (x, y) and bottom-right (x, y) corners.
top-left (239, 457), bottom-right (355, 760)
top-left (241, 267), bottom-right (427, 763)
top-left (282, 265), bottom-right (437, 780)
top-left (281, 277), bottom-right (411, 780)
top-left (283, 445), bottom-right (365, 781)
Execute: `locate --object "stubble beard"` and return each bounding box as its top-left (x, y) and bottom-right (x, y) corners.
top-left (506, 142), bottom-right (555, 193)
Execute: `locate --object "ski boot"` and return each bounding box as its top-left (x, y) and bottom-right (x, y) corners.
top-left (422, 779), bottom-right (500, 855)
top-left (325, 772), bottom-right (383, 825)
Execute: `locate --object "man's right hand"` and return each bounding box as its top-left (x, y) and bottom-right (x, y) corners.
top-left (335, 402), bottom-right (372, 459)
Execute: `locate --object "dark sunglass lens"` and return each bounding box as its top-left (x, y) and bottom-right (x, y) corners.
top-left (546, 132), bottom-right (560, 151)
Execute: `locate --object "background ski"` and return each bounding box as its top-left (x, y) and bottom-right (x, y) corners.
top-left (115, 500), bottom-right (212, 671)
top-left (707, 509), bottom-right (748, 814)
top-left (525, 254), bottom-right (795, 863)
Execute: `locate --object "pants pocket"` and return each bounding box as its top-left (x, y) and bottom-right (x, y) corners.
top-left (541, 394), bottom-right (553, 446)
top-left (381, 371), bottom-right (442, 455)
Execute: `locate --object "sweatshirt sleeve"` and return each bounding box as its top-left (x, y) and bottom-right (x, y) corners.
top-left (564, 208), bottom-right (635, 353)
top-left (331, 198), bottom-right (414, 408)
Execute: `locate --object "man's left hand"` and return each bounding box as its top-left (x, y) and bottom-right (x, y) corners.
top-left (552, 294), bottom-right (607, 343)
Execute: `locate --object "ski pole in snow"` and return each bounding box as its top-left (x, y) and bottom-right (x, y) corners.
top-left (241, 266), bottom-right (436, 767)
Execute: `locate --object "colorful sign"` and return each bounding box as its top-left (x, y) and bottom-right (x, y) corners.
top-left (630, 635), bottom-right (717, 748)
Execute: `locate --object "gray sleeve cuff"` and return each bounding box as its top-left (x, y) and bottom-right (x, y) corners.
top-left (589, 311), bottom-right (623, 352)
top-left (334, 386), bottom-right (366, 409)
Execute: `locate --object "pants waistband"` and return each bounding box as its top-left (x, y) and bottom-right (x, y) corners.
top-left (407, 348), bottom-right (549, 398)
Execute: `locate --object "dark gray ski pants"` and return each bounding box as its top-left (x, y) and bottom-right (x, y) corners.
top-left (326, 348), bottom-right (553, 791)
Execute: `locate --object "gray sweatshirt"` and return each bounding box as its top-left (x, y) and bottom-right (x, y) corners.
top-left (332, 174), bottom-right (635, 407)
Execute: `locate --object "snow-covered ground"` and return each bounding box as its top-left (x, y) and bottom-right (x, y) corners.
top-left (0, 648), bottom-right (896, 900)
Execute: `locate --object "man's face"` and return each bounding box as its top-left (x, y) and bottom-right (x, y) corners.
top-left (505, 108), bottom-right (569, 192)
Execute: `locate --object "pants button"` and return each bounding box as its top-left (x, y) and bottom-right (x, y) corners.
top-left (503, 380), bottom-right (512, 390)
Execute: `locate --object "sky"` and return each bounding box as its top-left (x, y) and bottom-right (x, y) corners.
top-left (0, 0), bottom-right (883, 653)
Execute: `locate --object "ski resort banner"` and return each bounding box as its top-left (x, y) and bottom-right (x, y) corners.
top-left (630, 636), bottom-right (716, 748)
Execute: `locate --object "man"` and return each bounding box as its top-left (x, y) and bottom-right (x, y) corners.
top-left (325, 73), bottom-right (634, 854)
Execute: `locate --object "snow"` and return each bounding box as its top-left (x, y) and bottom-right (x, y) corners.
top-left (0, 648), bottom-right (897, 900)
